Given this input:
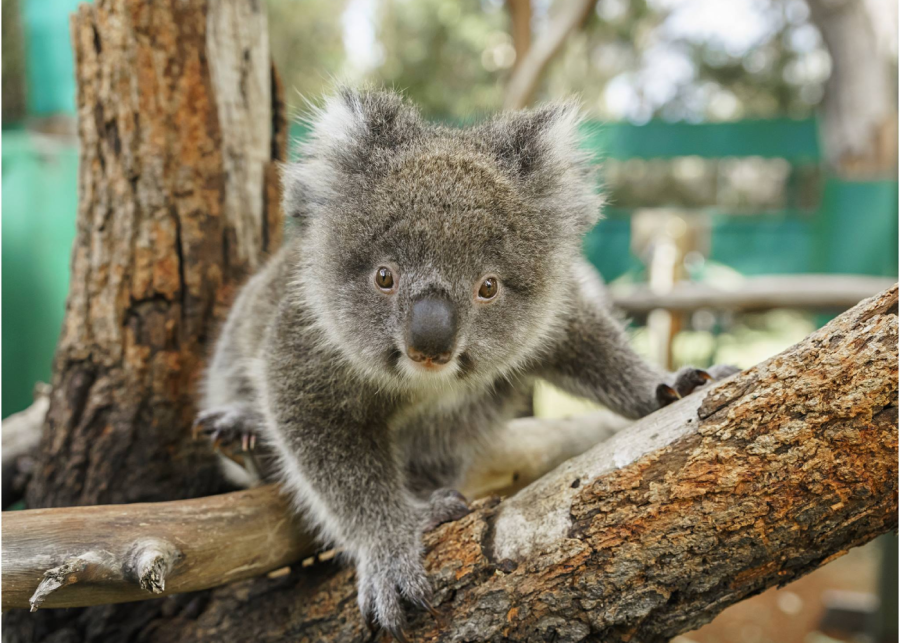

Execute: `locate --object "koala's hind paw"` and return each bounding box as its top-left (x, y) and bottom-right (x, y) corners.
top-left (423, 488), bottom-right (471, 532)
top-left (656, 364), bottom-right (740, 408)
top-left (357, 545), bottom-right (434, 642)
top-left (192, 405), bottom-right (259, 452)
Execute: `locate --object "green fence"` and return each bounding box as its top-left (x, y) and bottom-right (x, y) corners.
top-left (2, 132), bottom-right (79, 417)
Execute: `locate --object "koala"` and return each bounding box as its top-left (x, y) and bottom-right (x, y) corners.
top-left (196, 89), bottom-right (737, 640)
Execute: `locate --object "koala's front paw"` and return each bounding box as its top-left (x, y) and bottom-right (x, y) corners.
top-left (357, 543), bottom-right (433, 642)
top-left (423, 488), bottom-right (471, 532)
top-left (192, 404), bottom-right (260, 452)
top-left (656, 364), bottom-right (740, 408)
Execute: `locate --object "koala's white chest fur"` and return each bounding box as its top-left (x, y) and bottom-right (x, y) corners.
top-left (388, 384), bottom-right (476, 435)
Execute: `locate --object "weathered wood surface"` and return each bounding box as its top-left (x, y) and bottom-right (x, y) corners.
top-left (7, 286), bottom-right (894, 642)
top-left (2, 410), bottom-right (631, 611)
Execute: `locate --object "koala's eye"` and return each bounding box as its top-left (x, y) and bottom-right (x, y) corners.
top-left (374, 266), bottom-right (396, 292)
top-left (476, 277), bottom-right (499, 301)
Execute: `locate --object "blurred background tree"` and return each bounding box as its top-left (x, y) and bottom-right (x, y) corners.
top-left (267, 0), bottom-right (835, 122)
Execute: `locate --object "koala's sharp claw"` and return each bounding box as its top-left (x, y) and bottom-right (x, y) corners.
top-left (241, 432), bottom-right (250, 452)
top-left (660, 364), bottom-right (739, 407)
top-left (424, 488), bottom-right (471, 532)
top-left (210, 429), bottom-right (223, 451)
top-left (363, 613), bottom-right (378, 637)
top-left (425, 601), bottom-right (446, 628)
top-left (249, 433), bottom-right (257, 451)
top-left (656, 383), bottom-right (681, 407)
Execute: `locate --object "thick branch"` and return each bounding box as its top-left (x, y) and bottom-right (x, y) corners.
top-left (503, 0), bottom-right (596, 110)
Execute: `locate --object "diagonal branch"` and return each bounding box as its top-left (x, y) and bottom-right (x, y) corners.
top-left (503, 0), bottom-right (597, 110)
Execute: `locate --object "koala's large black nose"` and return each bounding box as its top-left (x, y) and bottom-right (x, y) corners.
top-left (407, 296), bottom-right (457, 365)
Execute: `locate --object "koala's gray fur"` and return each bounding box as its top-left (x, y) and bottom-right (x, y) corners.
top-left (199, 88), bottom-right (736, 638)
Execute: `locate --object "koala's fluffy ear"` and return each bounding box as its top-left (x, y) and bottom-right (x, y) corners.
top-left (283, 89), bottom-right (423, 222)
top-left (486, 102), bottom-right (602, 233)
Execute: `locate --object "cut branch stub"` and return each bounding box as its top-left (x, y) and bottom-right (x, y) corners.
top-left (27, 538), bottom-right (183, 612)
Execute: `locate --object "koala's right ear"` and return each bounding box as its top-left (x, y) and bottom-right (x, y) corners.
top-left (282, 89), bottom-right (423, 223)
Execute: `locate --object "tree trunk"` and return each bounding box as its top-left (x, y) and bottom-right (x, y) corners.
top-left (3, 0), bottom-right (285, 639)
top-left (6, 287), bottom-right (896, 642)
top-left (29, 0), bottom-right (286, 508)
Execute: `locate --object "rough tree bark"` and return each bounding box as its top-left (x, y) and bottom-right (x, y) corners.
top-left (3, 0), bottom-right (286, 640)
top-left (6, 288), bottom-right (896, 642)
top-left (27, 0), bottom-right (286, 510)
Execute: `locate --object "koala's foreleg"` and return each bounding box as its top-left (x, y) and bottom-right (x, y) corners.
top-left (539, 283), bottom-right (737, 419)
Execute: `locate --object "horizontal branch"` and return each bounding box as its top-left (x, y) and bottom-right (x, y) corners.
top-left (610, 274), bottom-right (895, 314)
top-left (1, 409), bottom-right (629, 611)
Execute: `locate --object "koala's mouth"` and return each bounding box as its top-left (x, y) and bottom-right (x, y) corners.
top-left (408, 356), bottom-right (451, 372)
top-left (404, 351), bottom-right (455, 373)
top-left (389, 347), bottom-right (464, 383)
top-left (387, 347), bottom-right (476, 383)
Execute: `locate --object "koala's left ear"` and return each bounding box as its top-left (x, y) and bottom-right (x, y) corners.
top-left (283, 88), bottom-right (423, 223)
top-left (485, 102), bottom-right (602, 233)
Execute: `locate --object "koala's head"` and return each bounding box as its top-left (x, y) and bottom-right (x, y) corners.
top-left (285, 89), bottom-right (601, 391)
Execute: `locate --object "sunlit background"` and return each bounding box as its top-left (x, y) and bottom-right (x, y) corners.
top-left (2, 0), bottom-right (897, 641)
